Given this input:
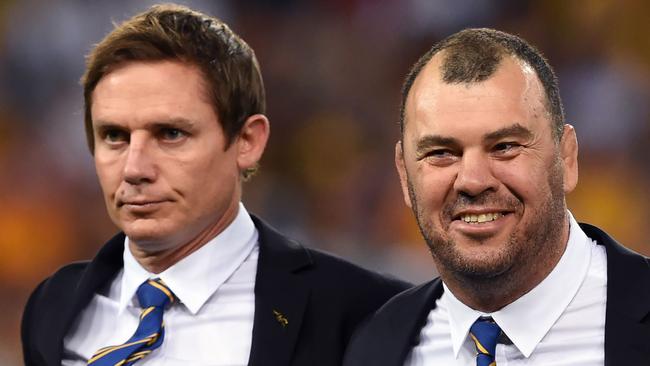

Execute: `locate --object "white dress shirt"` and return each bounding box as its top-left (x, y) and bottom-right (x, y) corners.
top-left (63, 203), bottom-right (259, 366)
top-left (405, 212), bottom-right (608, 365)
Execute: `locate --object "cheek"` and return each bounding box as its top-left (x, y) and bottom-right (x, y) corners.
top-left (411, 165), bottom-right (454, 208)
top-left (95, 160), bottom-right (121, 195)
top-left (178, 154), bottom-right (237, 202)
top-left (492, 159), bottom-right (553, 203)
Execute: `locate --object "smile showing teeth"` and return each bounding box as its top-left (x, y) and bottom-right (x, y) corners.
top-left (460, 212), bottom-right (502, 224)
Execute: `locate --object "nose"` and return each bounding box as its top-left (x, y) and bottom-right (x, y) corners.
top-left (123, 133), bottom-right (156, 185)
top-left (453, 150), bottom-right (498, 197)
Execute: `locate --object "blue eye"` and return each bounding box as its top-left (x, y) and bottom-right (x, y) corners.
top-left (160, 128), bottom-right (186, 141)
top-left (104, 129), bottom-right (128, 143)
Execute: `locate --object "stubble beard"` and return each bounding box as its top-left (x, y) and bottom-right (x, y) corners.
top-left (407, 159), bottom-right (567, 301)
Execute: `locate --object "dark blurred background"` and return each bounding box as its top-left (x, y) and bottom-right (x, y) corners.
top-left (1, 0), bottom-right (649, 362)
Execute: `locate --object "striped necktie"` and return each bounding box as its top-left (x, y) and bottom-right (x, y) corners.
top-left (469, 317), bottom-right (501, 366)
top-left (87, 279), bottom-right (175, 366)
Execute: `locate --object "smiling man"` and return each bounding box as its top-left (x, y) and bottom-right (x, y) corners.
top-left (21, 4), bottom-right (409, 366)
top-left (344, 28), bottom-right (650, 366)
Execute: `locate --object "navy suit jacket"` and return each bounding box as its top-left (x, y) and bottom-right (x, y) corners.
top-left (343, 223), bottom-right (650, 366)
top-left (22, 215), bottom-right (410, 366)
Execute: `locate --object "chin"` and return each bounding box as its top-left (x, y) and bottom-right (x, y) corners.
top-left (459, 245), bottom-right (513, 272)
top-left (429, 235), bottom-right (516, 280)
top-left (458, 256), bottom-right (514, 280)
top-left (121, 221), bottom-right (173, 248)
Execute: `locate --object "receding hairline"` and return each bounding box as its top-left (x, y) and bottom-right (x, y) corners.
top-left (399, 28), bottom-right (565, 142)
top-left (403, 51), bottom-right (552, 132)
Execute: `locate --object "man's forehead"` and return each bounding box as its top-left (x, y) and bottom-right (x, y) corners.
top-left (407, 52), bottom-right (447, 105)
top-left (404, 54), bottom-right (547, 132)
top-left (90, 60), bottom-right (219, 129)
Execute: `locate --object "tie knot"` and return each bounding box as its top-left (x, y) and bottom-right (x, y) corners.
top-left (137, 279), bottom-right (175, 309)
top-left (469, 317), bottom-right (501, 359)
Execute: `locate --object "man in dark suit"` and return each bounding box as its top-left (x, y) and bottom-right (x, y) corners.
top-left (21, 4), bottom-right (409, 366)
top-left (344, 28), bottom-right (650, 365)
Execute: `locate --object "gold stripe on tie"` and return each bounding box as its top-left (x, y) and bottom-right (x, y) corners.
top-left (469, 333), bottom-right (491, 355)
top-left (140, 306), bottom-right (156, 320)
top-left (129, 350), bottom-right (152, 358)
top-left (148, 280), bottom-right (175, 303)
top-left (146, 332), bottom-right (160, 346)
top-left (117, 350), bottom-right (152, 365)
top-left (87, 333), bottom-right (159, 364)
top-left (111, 346), bottom-right (154, 366)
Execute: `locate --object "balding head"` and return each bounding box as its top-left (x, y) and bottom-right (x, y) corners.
top-left (400, 28), bottom-right (564, 142)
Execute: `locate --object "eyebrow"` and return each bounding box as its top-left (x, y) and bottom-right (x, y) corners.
top-left (151, 118), bottom-right (197, 130)
top-left (483, 123), bottom-right (533, 143)
top-left (93, 117), bottom-right (197, 130)
top-left (416, 135), bottom-right (461, 154)
top-left (414, 123), bottom-right (533, 154)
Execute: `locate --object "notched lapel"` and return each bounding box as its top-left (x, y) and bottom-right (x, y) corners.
top-left (43, 233), bottom-right (125, 366)
top-left (248, 216), bottom-right (312, 366)
top-left (345, 279), bottom-right (443, 366)
top-left (249, 273), bottom-right (310, 366)
top-left (580, 224), bottom-right (650, 366)
top-left (385, 279), bottom-right (443, 366)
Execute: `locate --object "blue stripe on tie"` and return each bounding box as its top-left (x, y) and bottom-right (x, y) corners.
top-left (87, 279), bottom-right (175, 366)
top-left (469, 317), bottom-right (501, 366)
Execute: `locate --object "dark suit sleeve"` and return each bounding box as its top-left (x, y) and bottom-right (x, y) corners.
top-left (343, 317), bottom-right (373, 366)
top-left (342, 288), bottom-right (403, 366)
top-left (22, 278), bottom-right (48, 366)
top-left (21, 261), bottom-right (90, 366)
top-left (342, 274), bottom-right (410, 342)
top-left (343, 295), bottom-right (407, 366)
top-left (307, 253), bottom-right (411, 350)
top-left (283, 249), bottom-right (411, 366)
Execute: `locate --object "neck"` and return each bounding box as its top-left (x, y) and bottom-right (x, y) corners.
top-left (130, 201), bottom-right (240, 274)
top-left (441, 218), bottom-right (570, 313)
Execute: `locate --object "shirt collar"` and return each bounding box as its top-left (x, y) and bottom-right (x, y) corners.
top-left (119, 202), bottom-right (258, 315)
top-left (443, 211), bottom-right (593, 358)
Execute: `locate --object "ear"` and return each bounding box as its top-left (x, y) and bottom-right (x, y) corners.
top-left (395, 141), bottom-right (413, 208)
top-left (235, 114), bottom-right (270, 172)
top-left (560, 124), bottom-right (578, 194)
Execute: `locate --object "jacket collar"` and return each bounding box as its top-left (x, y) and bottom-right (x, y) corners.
top-left (366, 223), bottom-right (650, 366)
top-left (50, 215), bottom-right (314, 366)
top-left (49, 232), bottom-right (125, 366)
top-left (248, 215), bottom-right (312, 366)
top-left (580, 223), bottom-right (650, 366)
top-left (368, 278), bottom-right (443, 366)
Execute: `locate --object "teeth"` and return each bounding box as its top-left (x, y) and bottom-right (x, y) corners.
top-left (461, 212), bottom-right (502, 223)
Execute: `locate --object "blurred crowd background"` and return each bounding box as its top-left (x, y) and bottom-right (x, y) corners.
top-left (1, 0), bottom-right (649, 363)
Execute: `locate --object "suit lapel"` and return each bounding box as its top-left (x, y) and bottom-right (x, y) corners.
top-left (581, 224), bottom-right (650, 366)
top-left (46, 217), bottom-right (312, 365)
top-left (248, 216), bottom-right (312, 366)
top-left (45, 233), bottom-right (125, 365)
top-left (383, 279), bottom-right (444, 366)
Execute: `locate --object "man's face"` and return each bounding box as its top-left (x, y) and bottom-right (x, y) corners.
top-left (396, 55), bottom-right (578, 281)
top-left (91, 60), bottom-right (245, 252)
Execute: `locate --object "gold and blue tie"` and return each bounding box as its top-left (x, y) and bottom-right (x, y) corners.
top-left (469, 317), bottom-right (501, 366)
top-left (87, 279), bottom-right (175, 366)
